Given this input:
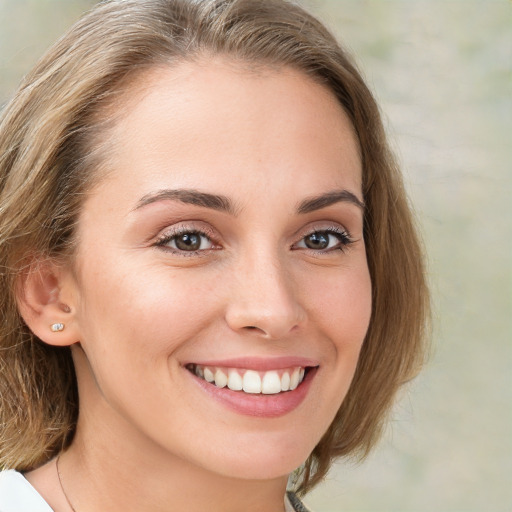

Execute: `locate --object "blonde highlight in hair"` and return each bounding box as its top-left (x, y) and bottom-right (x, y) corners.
top-left (0, 0), bottom-right (429, 493)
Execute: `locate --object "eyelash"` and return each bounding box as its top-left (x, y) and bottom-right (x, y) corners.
top-left (153, 225), bottom-right (354, 255)
top-left (292, 226), bottom-right (354, 253)
top-left (154, 226), bottom-right (218, 256)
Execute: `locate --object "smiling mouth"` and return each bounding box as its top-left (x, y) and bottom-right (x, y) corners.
top-left (185, 364), bottom-right (313, 395)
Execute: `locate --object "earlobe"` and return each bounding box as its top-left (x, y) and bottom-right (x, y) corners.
top-left (16, 259), bottom-right (80, 347)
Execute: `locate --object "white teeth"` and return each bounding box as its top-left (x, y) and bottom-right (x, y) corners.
top-left (243, 370), bottom-right (262, 394)
top-left (214, 369), bottom-right (228, 388)
top-left (227, 369), bottom-right (243, 391)
top-left (281, 371), bottom-right (290, 391)
top-left (261, 371), bottom-right (282, 394)
top-left (289, 368), bottom-right (300, 390)
top-left (192, 364), bottom-right (309, 394)
top-left (203, 367), bottom-right (215, 383)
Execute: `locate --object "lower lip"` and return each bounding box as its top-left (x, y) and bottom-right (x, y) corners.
top-left (187, 367), bottom-right (317, 418)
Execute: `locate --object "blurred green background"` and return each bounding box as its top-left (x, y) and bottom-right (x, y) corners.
top-left (1, 1), bottom-right (510, 511)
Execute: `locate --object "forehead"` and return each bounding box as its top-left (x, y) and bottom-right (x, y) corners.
top-left (92, 58), bottom-right (362, 204)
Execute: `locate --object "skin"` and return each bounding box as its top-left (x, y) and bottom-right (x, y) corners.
top-left (23, 59), bottom-right (372, 512)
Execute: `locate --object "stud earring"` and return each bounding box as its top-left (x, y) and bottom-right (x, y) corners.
top-left (50, 323), bottom-right (65, 332)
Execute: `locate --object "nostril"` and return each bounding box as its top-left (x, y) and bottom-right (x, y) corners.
top-left (243, 325), bottom-right (267, 335)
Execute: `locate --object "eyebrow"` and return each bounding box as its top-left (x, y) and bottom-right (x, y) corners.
top-left (297, 189), bottom-right (365, 214)
top-left (134, 188), bottom-right (237, 215)
top-left (134, 187), bottom-right (364, 216)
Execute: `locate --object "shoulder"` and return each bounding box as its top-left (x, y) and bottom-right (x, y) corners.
top-left (0, 471), bottom-right (313, 512)
top-left (285, 491), bottom-right (313, 512)
top-left (0, 470), bottom-right (53, 512)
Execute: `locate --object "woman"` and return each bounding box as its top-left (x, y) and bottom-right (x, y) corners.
top-left (0, 0), bottom-right (428, 510)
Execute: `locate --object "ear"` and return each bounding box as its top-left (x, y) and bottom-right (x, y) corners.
top-left (16, 258), bottom-right (81, 347)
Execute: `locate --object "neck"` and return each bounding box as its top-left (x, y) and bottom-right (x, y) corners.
top-left (59, 411), bottom-right (289, 512)
top-left (53, 348), bottom-right (295, 512)
top-left (61, 439), bottom-right (288, 512)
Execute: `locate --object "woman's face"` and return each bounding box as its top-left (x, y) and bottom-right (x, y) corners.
top-left (67, 59), bottom-right (372, 480)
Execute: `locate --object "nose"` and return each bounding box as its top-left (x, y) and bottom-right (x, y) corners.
top-left (224, 250), bottom-right (306, 340)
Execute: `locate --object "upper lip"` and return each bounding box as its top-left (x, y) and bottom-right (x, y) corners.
top-left (183, 356), bottom-right (319, 371)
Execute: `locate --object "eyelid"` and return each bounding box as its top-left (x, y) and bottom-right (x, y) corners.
top-left (155, 223), bottom-right (215, 241)
top-left (294, 221), bottom-right (352, 239)
top-left (153, 222), bottom-right (220, 254)
top-left (292, 224), bottom-right (354, 252)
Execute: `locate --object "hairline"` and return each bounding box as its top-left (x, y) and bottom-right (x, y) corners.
top-left (80, 52), bottom-right (362, 198)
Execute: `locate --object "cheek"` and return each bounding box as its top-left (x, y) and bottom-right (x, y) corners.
top-left (71, 258), bottom-right (225, 433)
top-left (304, 262), bottom-right (372, 348)
top-left (285, 262), bottom-right (371, 439)
top-left (73, 256), bottom-right (222, 371)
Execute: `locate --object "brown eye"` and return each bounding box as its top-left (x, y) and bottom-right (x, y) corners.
top-left (295, 229), bottom-right (352, 252)
top-left (304, 232), bottom-right (330, 250)
top-left (157, 230), bottom-right (214, 252)
top-left (175, 233), bottom-right (202, 251)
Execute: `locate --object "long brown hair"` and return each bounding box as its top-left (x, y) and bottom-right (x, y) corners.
top-left (0, 0), bottom-right (429, 493)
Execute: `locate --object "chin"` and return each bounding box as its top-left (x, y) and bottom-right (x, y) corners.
top-left (195, 432), bottom-right (316, 481)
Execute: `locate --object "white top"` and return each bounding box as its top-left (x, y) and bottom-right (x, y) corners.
top-left (0, 470), bottom-right (309, 512)
top-left (0, 470), bottom-right (53, 512)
